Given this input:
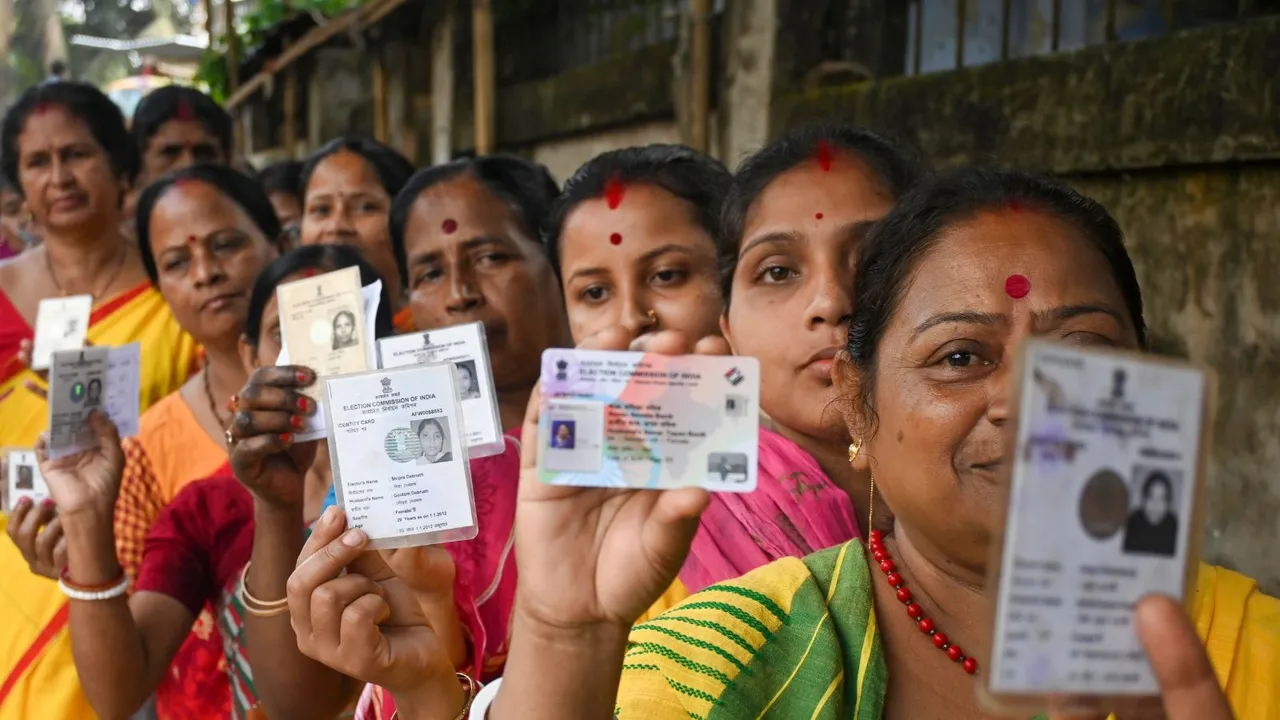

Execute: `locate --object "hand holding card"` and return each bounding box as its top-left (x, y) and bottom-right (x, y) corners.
top-left (227, 365), bottom-right (321, 509)
top-left (34, 410), bottom-right (126, 520)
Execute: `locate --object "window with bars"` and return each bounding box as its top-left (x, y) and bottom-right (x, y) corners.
top-left (800, 0), bottom-right (1280, 83)
top-left (902, 0), bottom-right (1280, 76)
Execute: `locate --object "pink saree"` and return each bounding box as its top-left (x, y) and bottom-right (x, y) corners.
top-left (356, 426), bottom-right (859, 719)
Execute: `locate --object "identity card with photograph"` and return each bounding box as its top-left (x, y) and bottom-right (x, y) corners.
top-left (3, 449), bottom-right (49, 512)
top-left (47, 343), bottom-right (142, 460)
top-left (377, 321), bottom-right (504, 457)
top-left (537, 349), bottom-right (759, 492)
top-left (276, 270), bottom-right (379, 442)
top-left (983, 339), bottom-right (1213, 714)
top-left (31, 294), bottom-right (92, 370)
top-left (324, 363), bottom-right (478, 549)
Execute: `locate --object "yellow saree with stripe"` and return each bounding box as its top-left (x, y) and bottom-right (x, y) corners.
top-left (0, 282), bottom-right (198, 720)
top-left (617, 541), bottom-right (1280, 719)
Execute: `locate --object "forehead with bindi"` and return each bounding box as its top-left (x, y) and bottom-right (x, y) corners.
top-left (887, 209), bottom-right (1136, 348)
top-left (307, 150), bottom-right (387, 200)
top-left (561, 182), bottom-right (711, 264)
top-left (406, 175), bottom-right (527, 251)
top-left (150, 180), bottom-right (258, 250)
top-left (739, 155), bottom-right (895, 249)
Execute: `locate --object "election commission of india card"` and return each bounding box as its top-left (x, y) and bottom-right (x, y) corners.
top-left (983, 339), bottom-right (1213, 715)
top-left (378, 321), bottom-right (504, 458)
top-left (325, 364), bottom-right (478, 549)
top-left (537, 349), bottom-right (759, 492)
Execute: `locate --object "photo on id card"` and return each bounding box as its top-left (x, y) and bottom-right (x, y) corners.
top-left (376, 322), bottom-right (505, 457)
top-left (3, 449), bottom-right (49, 512)
top-left (537, 349), bottom-right (759, 492)
top-left (275, 265), bottom-right (369, 405)
top-left (324, 363), bottom-right (478, 549)
top-left (981, 339), bottom-right (1213, 716)
top-left (31, 294), bottom-right (92, 370)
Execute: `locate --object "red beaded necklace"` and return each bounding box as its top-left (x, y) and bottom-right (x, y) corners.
top-left (867, 529), bottom-right (979, 675)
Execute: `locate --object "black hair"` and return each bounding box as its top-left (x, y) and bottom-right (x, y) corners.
top-left (244, 244), bottom-right (394, 347)
top-left (130, 86), bottom-right (233, 162)
top-left (258, 160), bottom-right (304, 198)
top-left (299, 137), bottom-right (415, 202)
top-left (1141, 472), bottom-right (1173, 501)
top-left (135, 164), bottom-right (282, 286)
top-left (545, 144), bottom-right (730, 279)
top-left (719, 121), bottom-right (926, 300)
top-left (846, 165), bottom-right (1147, 422)
top-left (1, 81), bottom-right (138, 191)
top-left (388, 155), bottom-right (559, 286)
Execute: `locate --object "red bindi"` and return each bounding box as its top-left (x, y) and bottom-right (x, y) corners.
top-left (1007, 199), bottom-right (1025, 213)
top-left (814, 140), bottom-right (834, 172)
top-left (175, 99), bottom-right (195, 122)
top-left (1005, 274), bottom-right (1031, 299)
top-left (609, 232), bottom-right (623, 245)
top-left (441, 218), bottom-right (458, 234)
top-left (186, 235), bottom-right (197, 244)
top-left (604, 175), bottom-right (626, 210)
top-left (32, 102), bottom-right (52, 116)
top-left (815, 212), bottom-right (824, 220)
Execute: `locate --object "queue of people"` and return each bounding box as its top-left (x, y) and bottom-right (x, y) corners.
top-left (0, 79), bottom-right (1276, 720)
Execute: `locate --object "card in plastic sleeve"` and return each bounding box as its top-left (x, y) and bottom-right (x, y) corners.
top-left (324, 363), bottom-right (478, 549)
top-left (979, 339), bottom-right (1214, 716)
top-left (377, 321), bottom-right (505, 458)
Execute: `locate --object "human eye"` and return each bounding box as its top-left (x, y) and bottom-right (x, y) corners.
top-left (580, 285), bottom-right (610, 303)
top-left (650, 267), bottom-right (688, 286)
top-left (475, 252), bottom-right (509, 269)
top-left (414, 266), bottom-right (444, 287)
top-left (755, 264), bottom-right (798, 284)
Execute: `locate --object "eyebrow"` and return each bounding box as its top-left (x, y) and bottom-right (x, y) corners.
top-left (408, 235), bottom-right (513, 266)
top-left (566, 243), bottom-right (695, 283)
top-left (737, 220), bottom-right (878, 259)
top-left (911, 304), bottom-right (1126, 340)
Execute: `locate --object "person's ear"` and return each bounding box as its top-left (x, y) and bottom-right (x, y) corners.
top-left (833, 350), bottom-right (872, 473)
top-left (719, 310), bottom-right (737, 355)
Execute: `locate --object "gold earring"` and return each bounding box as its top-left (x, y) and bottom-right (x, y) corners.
top-left (847, 439), bottom-right (861, 463)
top-left (645, 309), bottom-right (658, 328)
top-left (867, 473), bottom-right (876, 539)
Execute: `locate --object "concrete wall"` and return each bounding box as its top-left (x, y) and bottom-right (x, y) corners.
top-left (779, 19), bottom-right (1280, 592)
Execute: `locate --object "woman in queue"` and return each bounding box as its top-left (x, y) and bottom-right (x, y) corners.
top-left (298, 154), bottom-right (569, 719)
top-left (24, 245), bottom-right (390, 720)
top-left (291, 166), bottom-right (1278, 719)
top-left (298, 137), bottom-right (416, 332)
top-left (0, 81), bottom-right (199, 720)
top-left (10, 164), bottom-right (280, 719)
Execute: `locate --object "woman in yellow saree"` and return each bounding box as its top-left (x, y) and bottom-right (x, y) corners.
top-left (288, 166), bottom-right (1278, 720)
top-left (0, 81), bottom-right (197, 720)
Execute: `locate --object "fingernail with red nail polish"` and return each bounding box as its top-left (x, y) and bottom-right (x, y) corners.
top-left (42, 498), bottom-right (55, 508)
top-left (16, 496), bottom-right (30, 508)
top-left (297, 397), bottom-right (310, 412)
top-left (295, 371), bottom-right (309, 384)
top-left (291, 415), bottom-right (304, 430)
top-left (280, 433), bottom-right (293, 445)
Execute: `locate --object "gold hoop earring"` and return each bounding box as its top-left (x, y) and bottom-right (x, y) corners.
top-left (847, 439), bottom-right (861, 464)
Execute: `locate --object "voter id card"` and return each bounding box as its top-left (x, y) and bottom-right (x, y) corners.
top-left (537, 349), bottom-right (759, 492)
top-left (377, 322), bottom-right (504, 458)
top-left (47, 344), bottom-right (141, 459)
top-left (2, 449), bottom-right (49, 512)
top-left (324, 364), bottom-right (478, 549)
top-left (982, 339), bottom-right (1213, 715)
top-left (31, 295), bottom-right (91, 370)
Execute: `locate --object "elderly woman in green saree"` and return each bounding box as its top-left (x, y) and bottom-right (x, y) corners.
top-left (286, 166), bottom-right (1279, 720)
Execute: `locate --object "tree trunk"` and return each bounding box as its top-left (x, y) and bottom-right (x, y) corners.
top-left (37, 0), bottom-right (68, 77)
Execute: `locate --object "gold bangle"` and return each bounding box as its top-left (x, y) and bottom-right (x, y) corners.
top-left (239, 562), bottom-right (290, 617)
top-left (388, 673), bottom-right (480, 720)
